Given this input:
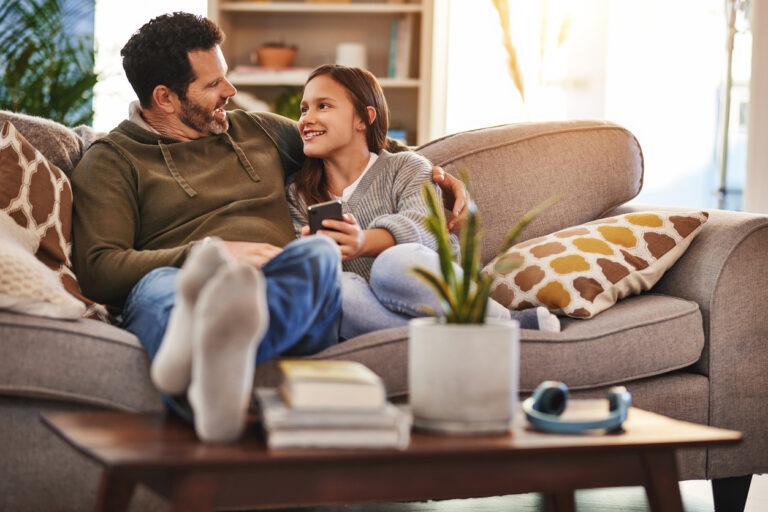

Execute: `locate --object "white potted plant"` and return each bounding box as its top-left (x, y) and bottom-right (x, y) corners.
top-left (409, 171), bottom-right (555, 434)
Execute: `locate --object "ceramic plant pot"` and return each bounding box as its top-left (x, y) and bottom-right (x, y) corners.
top-left (408, 317), bottom-right (520, 434)
top-left (253, 46), bottom-right (297, 69)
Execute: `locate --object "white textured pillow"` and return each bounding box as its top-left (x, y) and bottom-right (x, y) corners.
top-left (0, 212), bottom-right (85, 319)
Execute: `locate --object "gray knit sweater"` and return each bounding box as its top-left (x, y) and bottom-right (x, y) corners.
top-left (287, 150), bottom-right (459, 281)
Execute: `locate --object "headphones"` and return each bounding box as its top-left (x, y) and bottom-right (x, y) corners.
top-left (522, 381), bottom-right (631, 434)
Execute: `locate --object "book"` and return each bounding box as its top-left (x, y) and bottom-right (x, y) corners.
top-left (278, 360), bottom-right (387, 410)
top-left (394, 15), bottom-right (413, 79)
top-left (255, 388), bottom-right (411, 450)
top-left (388, 18), bottom-right (399, 78)
top-left (264, 425), bottom-right (409, 450)
top-left (256, 388), bottom-right (403, 429)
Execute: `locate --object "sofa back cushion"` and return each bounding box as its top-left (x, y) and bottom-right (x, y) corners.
top-left (417, 120), bottom-right (643, 264)
top-left (0, 111), bottom-right (86, 176)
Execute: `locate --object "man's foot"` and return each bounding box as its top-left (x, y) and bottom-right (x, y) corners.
top-left (187, 263), bottom-right (269, 443)
top-left (535, 306), bottom-right (561, 333)
top-left (151, 238), bottom-right (233, 395)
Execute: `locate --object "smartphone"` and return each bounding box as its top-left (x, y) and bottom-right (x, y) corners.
top-left (308, 199), bottom-right (343, 234)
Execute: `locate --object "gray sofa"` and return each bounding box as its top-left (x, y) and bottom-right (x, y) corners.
top-left (1, 113), bottom-right (767, 512)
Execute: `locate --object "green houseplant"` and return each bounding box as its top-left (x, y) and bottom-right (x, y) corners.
top-left (408, 170), bottom-right (556, 434)
top-left (412, 171), bottom-right (556, 323)
top-left (0, 0), bottom-right (98, 126)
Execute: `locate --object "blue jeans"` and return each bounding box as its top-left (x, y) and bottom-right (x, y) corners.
top-left (339, 243), bottom-right (511, 339)
top-left (122, 236), bottom-right (342, 366)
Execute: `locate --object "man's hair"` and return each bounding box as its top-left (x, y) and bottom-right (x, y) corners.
top-left (121, 12), bottom-right (224, 108)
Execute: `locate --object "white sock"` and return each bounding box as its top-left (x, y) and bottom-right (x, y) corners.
top-left (151, 238), bottom-right (234, 395)
top-left (536, 306), bottom-right (561, 333)
top-left (187, 263), bottom-right (269, 443)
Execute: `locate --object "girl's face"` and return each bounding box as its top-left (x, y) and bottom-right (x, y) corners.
top-left (298, 74), bottom-right (368, 159)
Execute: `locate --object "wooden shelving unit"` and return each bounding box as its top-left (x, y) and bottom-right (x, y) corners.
top-left (208, 0), bottom-right (434, 146)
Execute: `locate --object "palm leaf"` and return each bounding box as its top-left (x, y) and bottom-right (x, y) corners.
top-left (0, 0), bottom-right (96, 126)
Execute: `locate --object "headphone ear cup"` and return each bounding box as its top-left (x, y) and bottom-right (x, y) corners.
top-left (607, 386), bottom-right (630, 412)
top-left (532, 381), bottom-right (569, 416)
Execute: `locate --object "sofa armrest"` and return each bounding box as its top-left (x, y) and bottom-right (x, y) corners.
top-left (615, 203), bottom-right (768, 478)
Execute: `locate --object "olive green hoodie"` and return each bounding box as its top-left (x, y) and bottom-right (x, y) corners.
top-left (72, 110), bottom-right (303, 308)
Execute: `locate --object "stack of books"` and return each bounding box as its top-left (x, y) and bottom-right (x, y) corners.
top-left (255, 360), bottom-right (411, 450)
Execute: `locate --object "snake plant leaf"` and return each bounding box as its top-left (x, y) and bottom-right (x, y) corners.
top-left (421, 184), bottom-right (457, 290)
top-left (493, 251), bottom-right (525, 275)
top-left (411, 267), bottom-right (458, 318)
top-left (415, 172), bottom-right (552, 325)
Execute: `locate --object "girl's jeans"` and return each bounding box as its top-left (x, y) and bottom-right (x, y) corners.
top-left (339, 243), bottom-right (511, 339)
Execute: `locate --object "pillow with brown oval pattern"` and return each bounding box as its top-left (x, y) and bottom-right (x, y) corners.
top-left (0, 120), bottom-right (109, 320)
top-left (486, 211), bottom-right (709, 319)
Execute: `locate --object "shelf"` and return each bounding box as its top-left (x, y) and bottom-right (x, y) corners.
top-left (228, 68), bottom-right (421, 88)
top-left (220, 2), bottom-right (423, 14)
top-left (210, 0), bottom-right (433, 145)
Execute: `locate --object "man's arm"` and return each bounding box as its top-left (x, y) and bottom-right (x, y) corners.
top-left (383, 137), bottom-right (468, 231)
top-left (71, 142), bottom-right (190, 308)
top-left (432, 167), bottom-right (468, 231)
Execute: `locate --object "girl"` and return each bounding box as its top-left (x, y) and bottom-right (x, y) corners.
top-left (287, 64), bottom-right (559, 338)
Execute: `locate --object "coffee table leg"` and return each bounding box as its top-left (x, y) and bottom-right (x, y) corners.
top-left (543, 490), bottom-right (576, 512)
top-left (95, 469), bottom-right (136, 512)
top-left (642, 449), bottom-right (684, 512)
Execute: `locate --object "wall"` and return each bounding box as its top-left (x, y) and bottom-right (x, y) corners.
top-left (745, 0), bottom-right (768, 213)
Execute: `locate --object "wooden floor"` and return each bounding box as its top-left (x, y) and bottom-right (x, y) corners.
top-left (268, 475), bottom-right (768, 512)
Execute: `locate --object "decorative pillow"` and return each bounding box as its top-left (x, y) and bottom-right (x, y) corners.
top-left (0, 120), bottom-right (107, 319)
top-left (0, 212), bottom-right (85, 318)
top-left (486, 211), bottom-right (709, 318)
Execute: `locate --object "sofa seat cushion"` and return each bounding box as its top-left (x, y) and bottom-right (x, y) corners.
top-left (519, 294), bottom-right (704, 391)
top-left (0, 311), bottom-right (162, 412)
top-left (254, 293), bottom-right (705, 398)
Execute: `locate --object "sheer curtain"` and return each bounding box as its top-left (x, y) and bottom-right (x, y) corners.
top-left (92, 1), bottom-right (206, 132)
top-left (441, 0), bottom-right (750, 210)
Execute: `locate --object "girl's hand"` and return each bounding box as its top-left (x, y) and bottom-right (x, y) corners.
top-left (299, 225), bottom-right (311, 238)
top-left (316, 213), bottom-right (365, 261)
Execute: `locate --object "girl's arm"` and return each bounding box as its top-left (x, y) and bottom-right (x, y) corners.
top-left (285, 183), bottom-right (308, 239)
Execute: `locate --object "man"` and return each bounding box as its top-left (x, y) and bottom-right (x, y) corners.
top-left (72, 12), bottom-right (466, 443)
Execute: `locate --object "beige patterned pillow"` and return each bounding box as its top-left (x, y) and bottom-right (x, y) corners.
top-left (0, 120), bottom-right (106, 319)
top-left (487, 211), bottom-right (709, 318)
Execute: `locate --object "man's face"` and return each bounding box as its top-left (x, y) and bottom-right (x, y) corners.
top-left (180, 46), bottom-right (237, 137)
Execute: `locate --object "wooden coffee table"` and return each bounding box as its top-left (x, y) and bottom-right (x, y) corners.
top-left (41, 402), bottom-right (741, 512)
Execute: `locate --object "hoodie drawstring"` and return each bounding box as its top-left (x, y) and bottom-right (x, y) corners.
top-left (159, 141), bottom-right (197, 198)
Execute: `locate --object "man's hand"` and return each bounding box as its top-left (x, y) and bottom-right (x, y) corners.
top-left (220, 241), bottom-right (283, 268)
top-left (431, 166), bottom-right (468, 231)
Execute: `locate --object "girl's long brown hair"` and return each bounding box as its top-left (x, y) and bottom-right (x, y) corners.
top-left (291, 64), bottom-right (390, 214)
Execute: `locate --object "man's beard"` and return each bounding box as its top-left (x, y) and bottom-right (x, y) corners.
top-left (179, 98), bottom-right (228, 135)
